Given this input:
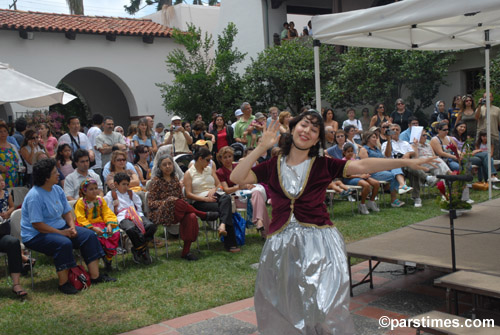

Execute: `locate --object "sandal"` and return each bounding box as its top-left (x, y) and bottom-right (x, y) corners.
top-left (256, 226), bottom-right (266, 239)
top-left (21, 257), bottom-right (36, 276)
top-left (218, 223), bottom-right (227, 237)
top-left (12, 284), bottom-right (28, 298)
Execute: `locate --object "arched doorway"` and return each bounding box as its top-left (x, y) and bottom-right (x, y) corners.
top-left (59, 68), bottom-right (137, 130)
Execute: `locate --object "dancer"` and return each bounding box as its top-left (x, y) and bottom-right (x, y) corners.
top-left (231, 110), bottom-right (436, 334)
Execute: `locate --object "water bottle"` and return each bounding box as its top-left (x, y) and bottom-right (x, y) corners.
top-left (19, 161), bottom-right (26, 186)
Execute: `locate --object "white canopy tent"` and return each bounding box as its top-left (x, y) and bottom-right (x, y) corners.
top-left (0, 62), bottom-right (76, 108)
top-left (312, 0), bottom-right (500, 198)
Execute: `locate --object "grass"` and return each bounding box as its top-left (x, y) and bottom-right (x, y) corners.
top-left (1, 186), bottom-right (499, 334)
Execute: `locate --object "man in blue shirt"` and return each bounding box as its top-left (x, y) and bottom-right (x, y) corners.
top-left (399, 116), bottom-right (419, 143)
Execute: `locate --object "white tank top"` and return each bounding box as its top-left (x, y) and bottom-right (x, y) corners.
top-left (188, 164), bottom-right (215, 197)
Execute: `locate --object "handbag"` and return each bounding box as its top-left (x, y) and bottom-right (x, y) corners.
top-left (68, 265), bottom-right (91, 291)
top-left (472, 182), bottom-right (489, 191)
top-left (232, 212), bottom-right (246, 246)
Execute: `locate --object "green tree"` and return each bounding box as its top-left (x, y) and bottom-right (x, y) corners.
top-left (157, 23), bottom-right (245, 122)
top-left (242, 38), bottom-right (339, 115)
top-left (324, 47), bottom-right (455, 122)
top-left (489, 52), bottom-right (500, 94)
top-left (66, 0), bottom-right (84, 15)
top-left (125, 0), bottom-right (218, 15)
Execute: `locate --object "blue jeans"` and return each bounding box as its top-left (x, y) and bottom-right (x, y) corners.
top-left (471, 152), bottom-right (497, 181)
top-left (447, 158), bottom-right (460, 171)
top-left (24, 225), bottom-right (104, 272)
top-left (371, 170), bottom-right (399, 192)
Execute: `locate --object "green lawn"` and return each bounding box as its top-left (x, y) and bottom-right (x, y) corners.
top-left (1, 187), bottom-right (499, 335)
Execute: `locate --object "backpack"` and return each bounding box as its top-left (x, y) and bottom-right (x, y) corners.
top-left (68, 265), bottom-right (91, 291)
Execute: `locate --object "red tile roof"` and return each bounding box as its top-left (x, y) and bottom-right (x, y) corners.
top-left (0, 9), bottom-right (172, 37)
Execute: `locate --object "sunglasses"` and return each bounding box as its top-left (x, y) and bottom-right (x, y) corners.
top-left (140, 151), bottom-right (149, 154)
top-left (441, 128), bottom-right (449, 131)
top-left (115, 158), bottom-right (127, 162)
top-left (397, 102), bottom-right (405, 105)
top-left (205, 158), bottom-right (211, 162)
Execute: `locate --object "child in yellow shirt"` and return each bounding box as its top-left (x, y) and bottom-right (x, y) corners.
top-left (75, 178), bottom-right (119, 271)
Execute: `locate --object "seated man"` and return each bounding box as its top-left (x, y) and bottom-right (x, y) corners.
top-left (64, 149), bottom-right (103, 201)
top-left (381, 124), bottom-right (428, 208)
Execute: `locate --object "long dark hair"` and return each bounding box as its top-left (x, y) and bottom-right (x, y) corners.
top-left (280, 110), bottom-right (325, 158)
top-left (476, 130), bottom-right (487, 149)
top-left (56, 143), bottom-right (72, 166)
top-left (452, 121), bottom-right (467, 143)
top-left (134, 144), bottom-right (147, 164)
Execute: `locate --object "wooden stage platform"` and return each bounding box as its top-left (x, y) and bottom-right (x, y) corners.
top-left (347, 197), bottom-right (500, 294)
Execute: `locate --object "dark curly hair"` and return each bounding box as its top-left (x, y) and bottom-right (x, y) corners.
top-left (280, 110), bottom-right (325, 158)
top-left (33, 158), bottom-right (57, 187)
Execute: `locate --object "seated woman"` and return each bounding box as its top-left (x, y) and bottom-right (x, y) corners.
top-left (134, 145), bottom-right (151, 187)
top-left (216, 146), bottom-right (269, 237)
top-left (106, 150), bottom-right (141, 192)
top-left (0, 174), bottom-right (28, 297)
top-left (184, 147), bottom-right (239, 252)
top-left (341, 143), bottom-right (380, 214)
top-left (430, 121), bottom-right (460, 171)
top-left (358, 130), bottom-right (406, 208)
top-left (470, 130), bottom-right (499, 184)
top-left (412, 129), bottom-right (450, 179)
top-left (148, 153), bottom-right (218, 261)
top-left (326, 129), bottom-right (346, 159)
top-left (20, 159), bottom-right (115, 295)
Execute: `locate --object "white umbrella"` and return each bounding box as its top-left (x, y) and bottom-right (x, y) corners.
top-left (312, 0), bottom-right (500, 198)
top-left (0, 62), bottom-right (76, 108)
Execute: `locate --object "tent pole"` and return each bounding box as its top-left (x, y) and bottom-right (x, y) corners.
top-left (485, 30), bottom-right (492, 199)
top-left (313, 39), bottom-right (322, 112)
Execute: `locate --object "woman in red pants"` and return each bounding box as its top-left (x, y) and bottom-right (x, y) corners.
top-left (147, 154), bottom-right (218, 261)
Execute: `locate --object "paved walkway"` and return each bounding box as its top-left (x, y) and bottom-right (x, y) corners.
top-left (121, 261), bottom-right (454, 335)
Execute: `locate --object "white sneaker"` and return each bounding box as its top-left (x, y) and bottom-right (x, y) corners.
top-left (426, 176), bottom-right (437, 187)
top-left (348, 195), bottom-right (356, 202)
top-left (466, 199), bottom-right (475, 204)
top-left (398, 185), bottom-right (413, 194)
top-left (366, 200), bottom-right (380, 212)
top-left (414, 198), bottom-right (422, 208)
top-left (358, 203), bottom-right (370, 215)
top-left (490, 176), bottom-right (500, 183)
top-left (493, 185), bottom-right (500, 190)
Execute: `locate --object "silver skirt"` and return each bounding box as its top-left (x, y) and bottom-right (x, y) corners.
top-left (255, 221), bottom-right (355, 335)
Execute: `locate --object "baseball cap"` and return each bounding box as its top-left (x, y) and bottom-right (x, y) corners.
top-left (255, 112), bottom-right (265, 119)
top-left (234, 109), bottom-right (243, 117)
top-left (171, 116), bottom-right (181, 121)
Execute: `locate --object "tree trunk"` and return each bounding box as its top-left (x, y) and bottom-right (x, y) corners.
top-left (66, 0), bottom-right (84, 15)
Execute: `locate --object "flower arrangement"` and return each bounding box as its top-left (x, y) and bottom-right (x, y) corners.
top-left (22, 110), bottom-right (65, 134)
top-left (435, 138), bottom-right (474, 211)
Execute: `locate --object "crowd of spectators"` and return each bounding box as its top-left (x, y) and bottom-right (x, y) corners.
top-left (1, 92), bottom-right (500, 296)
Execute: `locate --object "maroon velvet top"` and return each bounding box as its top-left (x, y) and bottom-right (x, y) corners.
top-left (252, 155), bottom-right (347, 236)
top-left (216, 165), bottom-right (235, 187)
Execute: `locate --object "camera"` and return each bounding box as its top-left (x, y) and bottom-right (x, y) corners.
top-left (393, 153), bottom-right (404, 159)
top-left (479, 98), bottom-right (486, 105)
top-left (172, 126), bottom-right (180, 131)
top-left (386, 130), bottom-right (395, 136)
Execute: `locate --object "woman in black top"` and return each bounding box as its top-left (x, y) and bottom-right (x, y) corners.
top-left (134, 145), bottom-right (151, 186)
top-left (390, 98), bottom-right (413, 131)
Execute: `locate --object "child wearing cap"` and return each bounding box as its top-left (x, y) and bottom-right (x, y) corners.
top-left (248, 112), bottom-right (266, 148)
